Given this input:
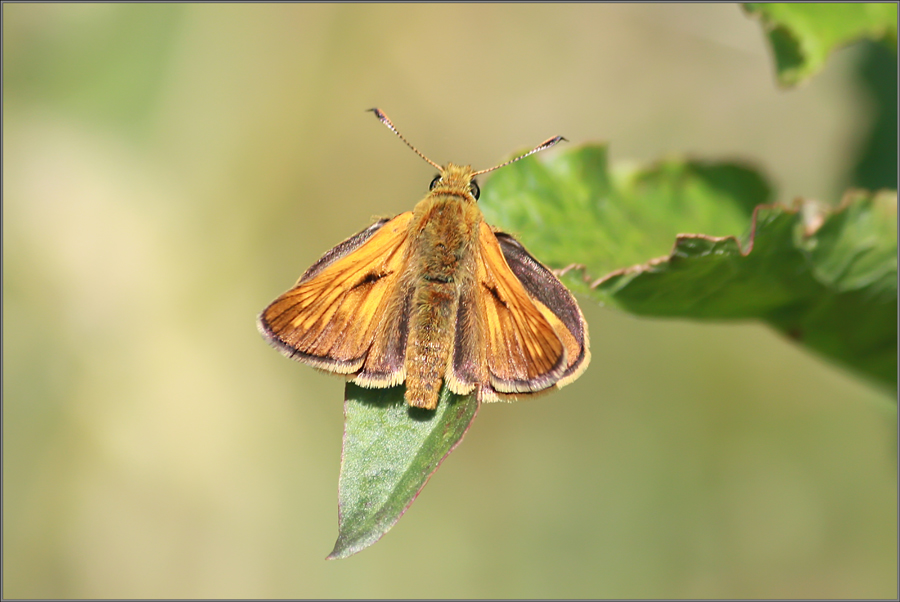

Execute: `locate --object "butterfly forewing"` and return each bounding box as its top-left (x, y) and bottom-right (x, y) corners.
top-left (258, 212), bottom-right (414, 375)
top-left (495, 232), bottom-right (590, 385)
top-left (473, 222), bottom-right (569, 396)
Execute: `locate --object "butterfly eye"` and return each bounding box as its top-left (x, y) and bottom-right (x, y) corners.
top-left (429, 174), bottom-right (442, 190)
top-left (469, 180), bottom-right (480, 200)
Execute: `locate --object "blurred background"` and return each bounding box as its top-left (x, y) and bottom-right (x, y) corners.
top-left (3, 4), bottom-right (896, 598)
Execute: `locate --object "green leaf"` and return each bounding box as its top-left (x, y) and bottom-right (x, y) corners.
top-left (744, 3), bottom-right (898, 87)
top-left (328, 383), bottom-right (479, 560)
top-left (481, 145), bottom-right (897, 391)
top-left (597, 191), bottom-right (898, 389)
top-left (481, 144), bottom-right (773, 296)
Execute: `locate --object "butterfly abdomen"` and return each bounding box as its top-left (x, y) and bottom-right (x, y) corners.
top-left (404, 193), bottom-right (481, 409)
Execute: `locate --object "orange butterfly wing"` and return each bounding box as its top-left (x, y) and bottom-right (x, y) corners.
top-left (257, 212), bottom-right (414, 383)
top-left (452, 222), bottom-right (589, 401)
top-left (493, 230), bottom-right (589, 388)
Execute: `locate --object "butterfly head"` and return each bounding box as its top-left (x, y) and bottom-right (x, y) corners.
top-left (429, 163), bottom-right (480, 201)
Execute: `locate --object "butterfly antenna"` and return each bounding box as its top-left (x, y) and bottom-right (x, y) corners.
top-left (368, 108), bottom-right (442, 171)
top-left (472, 135), bottom-right (567, 176)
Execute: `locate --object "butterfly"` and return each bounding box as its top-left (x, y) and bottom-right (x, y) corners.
top-left (258, 109), bottom-right (589, 410)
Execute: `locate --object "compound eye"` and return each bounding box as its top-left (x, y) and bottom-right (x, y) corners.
top-left (469, 180), bottom-right (480, 200)
top-left (429, 174), bottom-right (441, 190)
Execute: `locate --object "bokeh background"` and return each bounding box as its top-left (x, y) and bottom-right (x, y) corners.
top-left (3, 4), bottom-right (896, 598)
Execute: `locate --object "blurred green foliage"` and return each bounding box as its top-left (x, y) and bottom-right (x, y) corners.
top-left (742, 3), bottom-right (898, 190)
top-left (744, 3), bottom-right (897, 86)
top-left (850, 41), bottom-right (899, 191)
top-left (3, 5), bottom-right (185, 138)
